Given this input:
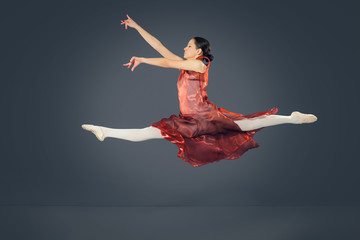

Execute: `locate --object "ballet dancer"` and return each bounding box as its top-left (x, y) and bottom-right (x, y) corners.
top-left (82, 14), bottom-right (317, 167)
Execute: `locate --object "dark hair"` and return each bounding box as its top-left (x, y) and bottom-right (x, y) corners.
top-left (193, 37), bottom-right (214, 64)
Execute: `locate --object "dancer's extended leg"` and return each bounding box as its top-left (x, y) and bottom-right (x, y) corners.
top-left (82, 125), bottom-right (163, 142)
top-left (234, 111), bottom-right (317, 131)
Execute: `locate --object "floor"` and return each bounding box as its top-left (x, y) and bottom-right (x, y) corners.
top-left (1, 205), bottom-right (359, 240)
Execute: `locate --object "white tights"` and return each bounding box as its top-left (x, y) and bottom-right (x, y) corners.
top-left (101, 126), bottom-right (164, 142)
top-left (100, 113), bottom-right (308, 142)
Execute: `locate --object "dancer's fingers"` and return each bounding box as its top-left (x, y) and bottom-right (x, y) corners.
top-left (131, 60), bottom-right (140, 71)
top-left (123, 62), bottom-right (132, 68)
top-left (121, 20), bottom-right (127, 27)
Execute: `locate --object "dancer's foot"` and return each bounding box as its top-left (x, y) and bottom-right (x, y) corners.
top-left (82, 124), bottom-right (105, 141)
top-left (291, 111), bottom-right (318, 124)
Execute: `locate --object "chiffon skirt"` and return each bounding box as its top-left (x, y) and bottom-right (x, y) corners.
top-left (151, 106), bottom-right (278, 167)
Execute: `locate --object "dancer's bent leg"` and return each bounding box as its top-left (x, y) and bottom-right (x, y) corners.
top-left (234, 111), bottom-right (317, 131)
top-left (82, 125), bottom-right (163, 142)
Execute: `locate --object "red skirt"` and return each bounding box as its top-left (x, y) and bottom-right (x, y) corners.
top-left (151, 106), bottom-right (278, 167)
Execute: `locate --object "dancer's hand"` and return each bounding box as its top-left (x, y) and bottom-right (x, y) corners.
top-left (123, 56), bottom-right (143, 71)
top-left (120, 14), bottom-right (139, 30)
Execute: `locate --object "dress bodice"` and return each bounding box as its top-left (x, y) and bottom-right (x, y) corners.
top-left (177, 56), bottom-right (215, 115)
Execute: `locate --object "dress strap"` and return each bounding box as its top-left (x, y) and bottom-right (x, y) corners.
top-left (196, 55), bottom-right (211, 68)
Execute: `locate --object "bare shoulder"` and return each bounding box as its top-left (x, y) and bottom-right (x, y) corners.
top-left (178, 59), bottom-right (206, 73)
top-left (194, 59), bottom-right (207, 73)
top-left (179, 59), bottom-right (206, 73)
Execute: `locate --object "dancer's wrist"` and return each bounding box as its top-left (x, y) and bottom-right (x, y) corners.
top-left (139, 57), bottom-right (146, 63)
top-left (134, 23), bottom-right (141, 31)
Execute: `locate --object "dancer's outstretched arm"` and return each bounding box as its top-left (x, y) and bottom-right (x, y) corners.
top-left (123, 56), bottom-right (206, 73)
top-left (121, 14), bottom-right (183, 61)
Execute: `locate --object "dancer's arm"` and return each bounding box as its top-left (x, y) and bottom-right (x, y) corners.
top-left (123, 57), bottom-right (206, 73)
top-left (121, 15), bottom-right (183, 61)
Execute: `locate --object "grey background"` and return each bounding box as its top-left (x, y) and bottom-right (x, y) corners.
top-left (1, 0), bottom-right (359, 239)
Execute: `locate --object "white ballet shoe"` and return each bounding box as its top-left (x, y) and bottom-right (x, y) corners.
top-left (82, 124), bottom-right (105, 141)
top-left (291, 111), bottom-right (318, 124)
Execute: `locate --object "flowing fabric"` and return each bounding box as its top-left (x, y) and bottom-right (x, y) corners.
top-left (151, 56), bottom-right (278, 167)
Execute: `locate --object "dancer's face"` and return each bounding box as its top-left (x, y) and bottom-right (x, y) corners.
top-left (184, 38), bottom-right (202, 59)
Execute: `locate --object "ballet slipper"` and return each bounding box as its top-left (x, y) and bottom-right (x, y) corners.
top-left (290, 111), bottom-right (318, 124)
top-left (82, 124), bottom-right (105, 141)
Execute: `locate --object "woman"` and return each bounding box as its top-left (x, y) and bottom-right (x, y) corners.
top-left (82, 14), bottom-right (317, 167)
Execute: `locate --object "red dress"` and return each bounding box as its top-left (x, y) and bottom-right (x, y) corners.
top-left (151, 55), bottom-right (278, 167)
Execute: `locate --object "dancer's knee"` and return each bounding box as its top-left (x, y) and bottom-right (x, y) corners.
top-left (145, 126), bottom-right (164, 139)
top-left (235, 119), bottom-right (257, 131)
